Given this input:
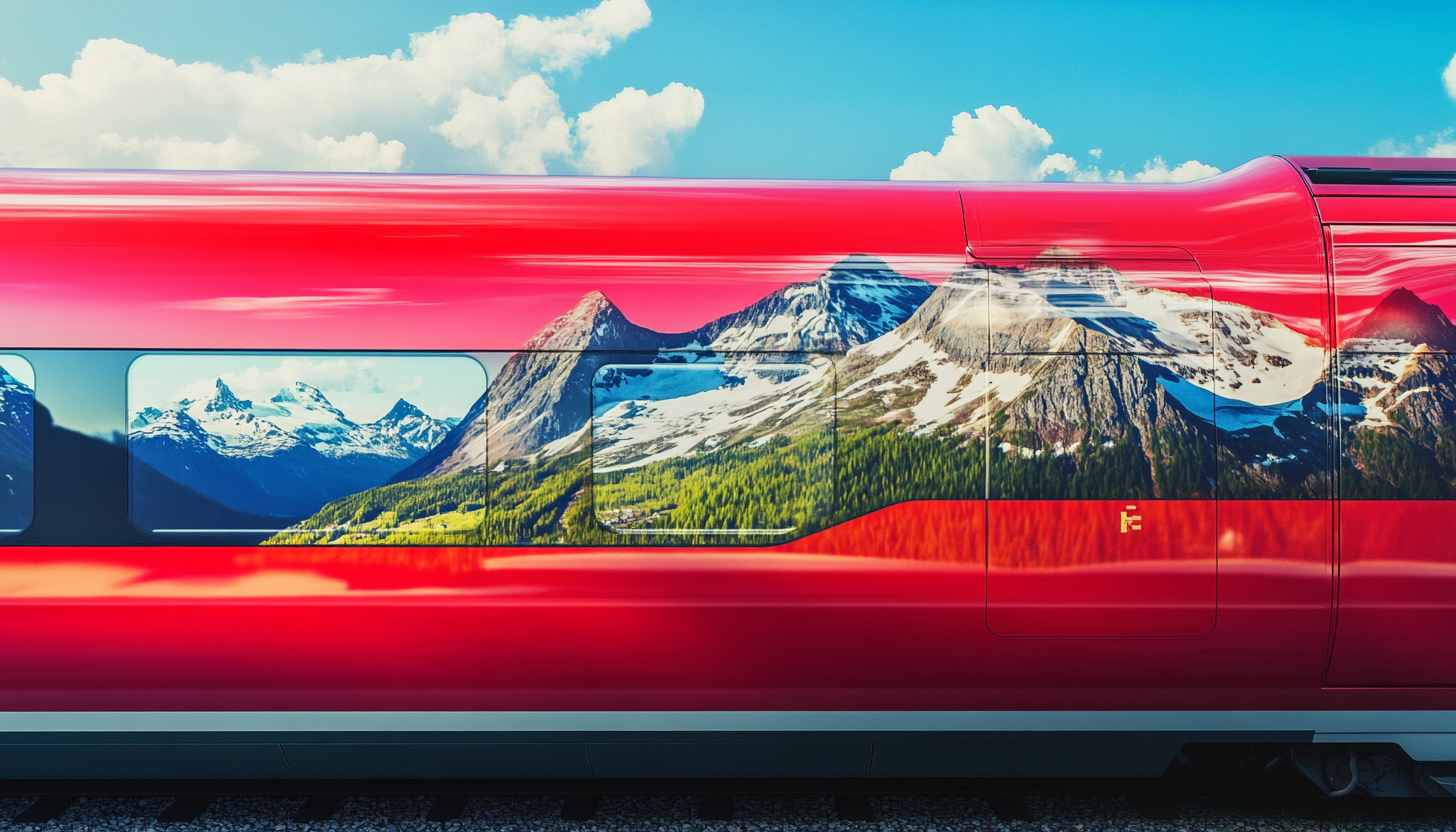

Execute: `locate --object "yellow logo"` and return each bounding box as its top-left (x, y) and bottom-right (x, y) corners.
top-left (1120, 505), bottom-right (1142, 533)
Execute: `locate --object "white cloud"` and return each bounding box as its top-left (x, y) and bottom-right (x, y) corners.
top-left (507, 0), bottom-right (653, 73)
top-left (574, 82), bottom-right (705, 174)
top-left (0, 0), bottom-right (703, 175)
top-left (1371, 129), bottom-right (1456, 159)
top-left (1129, 156), bottom-right (1223, 183)
top-left (890, 105), bottom-right (1054, 181)
top-left (890, 104), bottom-right (1219, 183)
top-left (175, 357), bottom-right (388, 404)
top-left (97, 133), bottom-right (263, 170)
top-left (433, 75), bottom-right (573, 174)
top-left (1432, 54), bottom-right (1456, 157)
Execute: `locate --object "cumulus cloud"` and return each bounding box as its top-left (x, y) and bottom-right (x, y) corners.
top-left (890, 104), bottom-right (1219, 183)
top-left (575, 82), bottom-right (705, 174)
top-left (0, 0), bottom-right (703, 174)
top-left (433, 75), bottom-right (573, 174)
top-left (175, 357), bottom-right (389, 404)
top-left (1127, 157), bottom-right (1223, 183)
top-left (891, 106), bottom-right (1055, 181)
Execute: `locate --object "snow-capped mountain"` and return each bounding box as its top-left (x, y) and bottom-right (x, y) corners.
top-left (132, 380), bottom-right (450, 461)
top-left (842, 262), bottom-right (1325, 421)
top-left (129, 379), bottom-right (455, 521)
top-left (837, 261), bottom-right (1334, 495)
top-left (402, 259), bottom-right (935, 477)
top-left (349, 398), bottom-right (455, 457)
top-left (691, 255), bottom-right (935, 352)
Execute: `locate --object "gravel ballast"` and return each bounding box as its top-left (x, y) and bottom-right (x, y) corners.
top-left (2, 790), bottom-right (1455, 832)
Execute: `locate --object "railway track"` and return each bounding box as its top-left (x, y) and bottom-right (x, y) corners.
top-left (5, 774), bottom-right (1456, 830)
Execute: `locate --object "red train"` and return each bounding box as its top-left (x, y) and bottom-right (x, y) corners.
top-left (0, 155), bottom-right (1452, 792)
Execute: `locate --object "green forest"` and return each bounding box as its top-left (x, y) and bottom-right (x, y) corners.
top-left (268, 425), bottom-right (976, 546)
top-left (594, 433), bottom-right (832, 538)
top-left (264, 414), bottom-right (1235, 547)
top-left (987, 422), bottom-right (1216, 500)
top-left (1341, 420), bottom-right (1456, 499)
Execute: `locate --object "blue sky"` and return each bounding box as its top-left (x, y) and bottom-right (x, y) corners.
top-left (0, 1), bottom-right (1452, 180)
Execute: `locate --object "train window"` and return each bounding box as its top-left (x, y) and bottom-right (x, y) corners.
top-left (126, 353), bottom-right (488, 544)
top-left (0, 355), bottom-right (35, 535)
top-left (590, 356), bottom-right (834, 542)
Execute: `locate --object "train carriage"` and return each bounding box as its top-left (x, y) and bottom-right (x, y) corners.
top-left (0, 155), bottom-right (1453, 793)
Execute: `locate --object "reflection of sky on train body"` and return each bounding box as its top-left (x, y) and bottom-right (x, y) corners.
top-left (128, 354), bottom-right (488, 423)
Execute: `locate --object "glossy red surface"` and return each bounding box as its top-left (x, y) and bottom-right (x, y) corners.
top-left (0, 173), bottom-right (966, 350)
top-left (1330, 501), bottom-right (1456, 686)
top-left (1332, 246), bottom-right (1456, 341)
top-left (987, 500), bottom-right (1215, 637)
top-left (0, 500), bottom-right (1339, 712)
top-left (1329, 237), bottom-right (1456, 687)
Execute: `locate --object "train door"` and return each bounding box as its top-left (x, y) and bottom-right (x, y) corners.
top-left (981, 252), bottom-right (1218, 636)
top-left (1327, 227), bottom-right (1456, 685)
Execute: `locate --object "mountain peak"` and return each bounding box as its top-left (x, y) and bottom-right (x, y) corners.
top-left (825, 253), bottom-right (895, 273)
top-left (1347, 287), bottom-right (1456, 350)
top-left (524, 290), bottom-right (658, 351)
top-left (563, 290), bottom-right (619, 323)
top-left (203, 378), bottom-right (251, 413)
top-left (130, 406), bottom-right (164, 429)
top-left (694, 256), bottom-right (934, 352)
top-left (378, 398), bottom-right (426, 423)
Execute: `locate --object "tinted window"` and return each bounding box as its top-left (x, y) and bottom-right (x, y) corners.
top-left (127, 353), bottom-right (487, 543)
